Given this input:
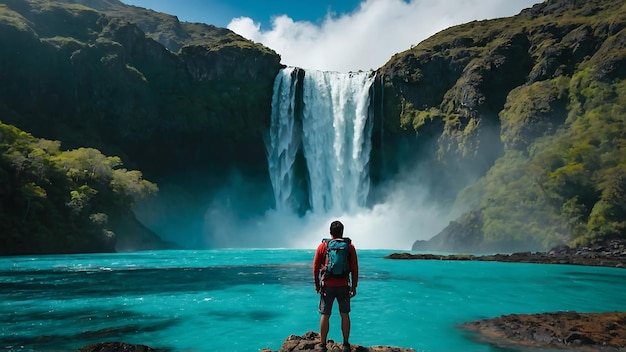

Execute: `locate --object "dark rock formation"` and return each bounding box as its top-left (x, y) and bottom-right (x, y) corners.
top-left (77, 334), bottom-right (417, 352)
top-left (463, 311), bottom-right (626, 351)
top-left (79, 342), bottom-right (158, 352)
top-left (259, 332), bottom-right (416, 352)
top-left (380, 0), bottom-right (626, 253)
top-left (412, 211), bottom-right (486, 253)
top-left (390, 240), bottom-right (626, 269)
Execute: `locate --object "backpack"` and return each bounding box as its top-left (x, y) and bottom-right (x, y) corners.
top-left (322, 238), bottom-right (351, 279)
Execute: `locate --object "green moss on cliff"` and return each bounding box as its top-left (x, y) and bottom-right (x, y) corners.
top-left (385, 0), bottom-right (626, 251)
top-left (500, 77), bottom-right (569, 151)
top-left (0, 4), bottom-right (33, 32)
top-left (456, 58), bottom-right (626, 251)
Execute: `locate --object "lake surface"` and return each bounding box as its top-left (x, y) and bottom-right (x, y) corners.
top-left (1, 249), bottom-right (624, 351)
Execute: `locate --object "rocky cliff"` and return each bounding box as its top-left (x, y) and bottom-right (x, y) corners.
top-left (0, 0), bottom-right (282, 253)
top-left (0, 0), bottom-right (281, 173)
top-left (378, 0), bottom-right (626, 252)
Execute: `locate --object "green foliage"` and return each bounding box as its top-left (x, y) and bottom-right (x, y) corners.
top-left (89, 212), bottom-right (108, 225)
top-left (0, 122), bottom-right (158, 255)
top-left (399, 104), bottom-right (441, 132)
top-left (0, 5), bottom-right (34, 33)
top-left (66, 185), bottom-right (97, 215)
top-left (500, 78), bottom-right (569, 151)
top-left (584, 166), bottom-right (626, 241)
top-left (456, 59), bottom-right (626, 250)
top-left (110, 169), bottom-right (158, 202)
top-left (470, 151), bottom-right (563, 249)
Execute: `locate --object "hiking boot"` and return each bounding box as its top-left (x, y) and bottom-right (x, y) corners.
top-left (342, 343), bottom-right (351, 352)
top-left (316, 343), bottom-right (327, 352)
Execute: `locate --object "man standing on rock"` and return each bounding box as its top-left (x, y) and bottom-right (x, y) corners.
top-left (313, 220), bottom-right (359, 352)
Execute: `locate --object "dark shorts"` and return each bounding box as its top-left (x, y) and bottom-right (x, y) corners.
top-left (319, 286), bottom-right (350, 315)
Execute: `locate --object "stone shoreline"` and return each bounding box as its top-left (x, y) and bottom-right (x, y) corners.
top-left (385, 240), bottom-right (626, 269)
top-left (79, 333), bottom-right (418, 352)
top-left (463, 311), bottom-right (626, 351)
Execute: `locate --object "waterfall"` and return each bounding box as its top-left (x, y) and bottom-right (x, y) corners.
top-left (266, 67), bottom-right (302, 213)
top-left (266, 68), bottom-right (375, 214)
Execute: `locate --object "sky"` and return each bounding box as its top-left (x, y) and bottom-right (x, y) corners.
top-left (120, 0), bottom-right (542, 72)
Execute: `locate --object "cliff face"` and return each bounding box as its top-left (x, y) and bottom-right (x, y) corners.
top-left (0, 0), bottom-right (282, 253)
top-left (0, 0), bottom-right (282, 172)
top-left (379, 0), bottom-right (626, 252)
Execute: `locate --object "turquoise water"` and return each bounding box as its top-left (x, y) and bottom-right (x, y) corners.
top-left (1, 249), bottom-right (624, 351)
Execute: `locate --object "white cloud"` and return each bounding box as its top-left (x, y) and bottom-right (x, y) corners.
top-left (228, 0), bottom-right (540, 72)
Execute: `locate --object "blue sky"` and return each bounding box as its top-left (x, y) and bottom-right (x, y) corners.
top-left (120, 0), bottom-right (542, 72)
top-left (119, 0), bottom-right (364, 29)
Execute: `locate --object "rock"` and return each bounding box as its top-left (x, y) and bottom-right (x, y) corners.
top-left (78, 342), bottom-right (157, 352)
top-left (463, 311), bottom-right (626, 351)
top-left (411, 212), bottom-right (484, 253)
top-left (389, 239), bottom-right (626, 269)
top-left (260, 331), bottom-right (417, 352)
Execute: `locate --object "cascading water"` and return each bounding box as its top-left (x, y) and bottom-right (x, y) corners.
top-left (266, 67), bottom-right (303, 213)
top-left (266, 67), bottom-right (376, 214)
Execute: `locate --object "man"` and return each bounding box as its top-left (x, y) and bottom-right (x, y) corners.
top-left (313, 220), bottom-right (359, 352)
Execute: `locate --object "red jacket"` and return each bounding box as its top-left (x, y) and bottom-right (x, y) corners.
top-left (313, 238), bottom-right (358, 288)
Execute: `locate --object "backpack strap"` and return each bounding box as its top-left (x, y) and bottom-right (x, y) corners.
top-left (320, 238), bottom-right (338, 284)
top-left (323, 237), bottom-right (351, 244)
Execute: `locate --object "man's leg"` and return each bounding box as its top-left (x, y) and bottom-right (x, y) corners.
top-left (318, 289), bottom-right (333, 350)
top-left (319, 313), bottom-right (330, 347)
top-left (336, 286), bottom-right (351, 351)
top-left (340, 312), bottom-right (351, 345)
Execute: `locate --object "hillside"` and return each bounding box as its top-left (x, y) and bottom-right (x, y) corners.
top-left (0, 0), bottom-right (281, 172)
top-left (379, 0), bottom-right (626, 252)
top-left (0, 0), bottom-right (282, 253)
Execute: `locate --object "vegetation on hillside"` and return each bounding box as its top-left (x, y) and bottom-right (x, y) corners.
top-left (381, 0), bottom-right (626, 251)
top-left (0, 0), bottom-right (282, 254)
top-left (0, 122), bottom-right (159, 254)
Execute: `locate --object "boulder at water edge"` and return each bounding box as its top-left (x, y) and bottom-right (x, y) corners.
top-left (260, 331), bottom-right (417, 352)
top-left (79, 341), bottom-right (156, 352)
top-left (463, 311), bottom-right (626, 351)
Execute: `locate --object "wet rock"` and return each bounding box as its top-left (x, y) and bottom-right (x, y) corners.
top-left (388, 240), bottom-right (626, 269)
top-left (463, 311), bottom-right (626, 351)
top-left (78, 342), bottom-right (158, 352)
top-left (260, 331), bottom-right (417, 352)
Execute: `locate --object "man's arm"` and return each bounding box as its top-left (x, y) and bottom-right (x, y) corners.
top-left (313, 245), bottom-right (323, 292)
top-left (349, 245), bottom-right (358, 296)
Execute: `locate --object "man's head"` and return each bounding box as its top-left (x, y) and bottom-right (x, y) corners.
top-left (329, 220), bottom-right (344, 238)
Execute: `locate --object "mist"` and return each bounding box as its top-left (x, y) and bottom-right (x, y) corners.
top-left (200, 157), bottom-right (454, 250)
top-left (134, 155), bottom-right (454, 251)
